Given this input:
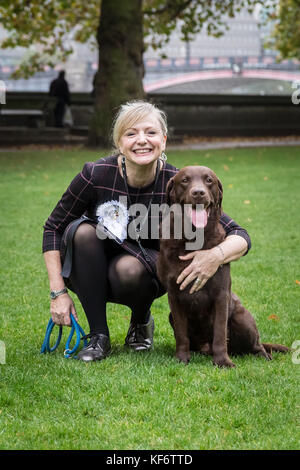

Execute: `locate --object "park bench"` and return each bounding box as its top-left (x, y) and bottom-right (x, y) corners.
top-left (0, 93), bottom-right (58, 128)
top-left (0, 108), bottom-right (46, 128)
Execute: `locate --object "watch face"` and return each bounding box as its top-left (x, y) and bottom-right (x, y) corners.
top-left (50, 292), bottom-right (56, 299)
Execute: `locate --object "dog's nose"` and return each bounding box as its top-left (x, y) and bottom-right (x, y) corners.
top-left (191, 188), bottom-right (206, 198)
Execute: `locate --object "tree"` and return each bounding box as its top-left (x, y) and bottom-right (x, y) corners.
top-left (0, 1), bottom-right (100, 78)
top-left (0, 0), bottom-right (267, 145)
top-left (269, 0), bottom-right (300, 62)
top-left (92, 0), bottom-right (145, 146)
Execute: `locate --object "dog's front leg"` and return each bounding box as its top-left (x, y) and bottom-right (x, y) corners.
top-left (169, 298), bottom-right (190, 364)
top-left (212, 294), bottom-right (235, 368)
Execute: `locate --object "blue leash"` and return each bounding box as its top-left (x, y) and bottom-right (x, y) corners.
top-left (40, 313), bottom-right (87, 358)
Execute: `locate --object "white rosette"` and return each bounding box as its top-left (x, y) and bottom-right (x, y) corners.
top-left (96, 200), bottom-right (129, 242)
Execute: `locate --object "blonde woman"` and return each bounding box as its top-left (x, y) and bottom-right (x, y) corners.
top-left (43, 101), bottom-right (250, 362)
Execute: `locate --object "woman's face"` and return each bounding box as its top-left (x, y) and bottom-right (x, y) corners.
top-left (118, 113), bottom-right (166, 167)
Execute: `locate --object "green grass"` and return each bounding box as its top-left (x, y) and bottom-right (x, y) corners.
top-left (0, 145), bottom-right (299, 450)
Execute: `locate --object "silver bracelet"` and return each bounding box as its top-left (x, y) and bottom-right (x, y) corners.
top-left (216, 245), bottom-right (225, 266)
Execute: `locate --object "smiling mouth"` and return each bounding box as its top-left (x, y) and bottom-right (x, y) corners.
top-left (133, 148), bottom-right (153, 154)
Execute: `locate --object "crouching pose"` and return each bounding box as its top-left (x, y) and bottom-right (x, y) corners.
top-left (43, 101), bottom-right (251, 362)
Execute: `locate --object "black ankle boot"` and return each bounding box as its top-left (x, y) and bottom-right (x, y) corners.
top-left (77, 333), bottom-right (111, 362)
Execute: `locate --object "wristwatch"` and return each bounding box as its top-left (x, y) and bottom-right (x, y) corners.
top-left (50, 288), bottom-right (68, 300)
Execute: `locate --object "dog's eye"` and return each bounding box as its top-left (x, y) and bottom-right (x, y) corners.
top-left (181, 177), bottom-right (189, 183)
top-left (206, 177), bottom-right (213, 184)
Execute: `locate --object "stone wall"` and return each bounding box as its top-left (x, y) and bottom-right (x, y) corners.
top-left (149, 93), bottom-right (300, 137)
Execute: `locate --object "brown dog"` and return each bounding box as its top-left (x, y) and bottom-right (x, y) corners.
top-left (157, 166), bottom-right (288, 367)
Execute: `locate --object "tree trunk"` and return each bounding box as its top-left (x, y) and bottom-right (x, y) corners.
top-left (89, 0), bottom-right (145, 147)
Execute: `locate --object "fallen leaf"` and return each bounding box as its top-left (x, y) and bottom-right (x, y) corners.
top-left (228, 157), bottom-right (234, 161)
top-left (244, 200), bottom-right (251, 204)
top-left (295, 280), bottom-right (300, 285)
top-left (268, 314), bottom-right (279, 321)
top-left (223, 164), bottom-right (229, 171)
top-left (264, 176), bottom-right (269, 181)
top-left (228, 184), bottom-right (233, 189)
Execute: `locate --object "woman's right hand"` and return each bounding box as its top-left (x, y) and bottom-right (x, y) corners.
top-left (50, 293), bottom-right (78, 326)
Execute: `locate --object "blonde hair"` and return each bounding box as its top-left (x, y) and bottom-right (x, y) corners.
top-left (112, 100), bottom-right (168, 149)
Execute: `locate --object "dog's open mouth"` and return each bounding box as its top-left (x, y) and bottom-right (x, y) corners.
top-left (185, 205), bottom-right (210, 229)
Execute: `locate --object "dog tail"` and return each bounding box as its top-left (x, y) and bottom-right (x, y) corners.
top-left (262, 343), bottom-right (290, 353)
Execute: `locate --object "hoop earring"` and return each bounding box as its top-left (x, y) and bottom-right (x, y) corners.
top-left (161, 152), bottom-right (167, 161)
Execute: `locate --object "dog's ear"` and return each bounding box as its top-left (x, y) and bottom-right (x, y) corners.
top-left (165, 177), bottom-right (175, 205)
top-left (217, 178), bottom-right (223, 213)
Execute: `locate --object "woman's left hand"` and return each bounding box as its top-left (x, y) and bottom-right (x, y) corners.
top-left (176, 249), bottom-right (222, 294)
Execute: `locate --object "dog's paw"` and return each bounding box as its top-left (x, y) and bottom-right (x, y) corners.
top-left (255, 346), bottom-right (272, 361)
top-left (213, 355), bottom-right (236, 368)
top-left (176, 352), bottom-right (190, 364)
top-left (262, 352), bottom-right (272, 361)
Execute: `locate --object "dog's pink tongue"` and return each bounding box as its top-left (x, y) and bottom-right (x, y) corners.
top-left (190, 208), bottom-right (208, 228)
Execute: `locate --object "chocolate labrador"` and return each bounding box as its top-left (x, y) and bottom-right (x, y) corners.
top-left (157, 166), bottom-right (288, 367)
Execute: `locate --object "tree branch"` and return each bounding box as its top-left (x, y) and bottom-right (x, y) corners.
top-left (143, 0), bottom-right (195, 19)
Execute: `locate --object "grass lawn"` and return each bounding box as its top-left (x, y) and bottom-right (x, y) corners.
top-left (0, 145), bottom-right (299, 450)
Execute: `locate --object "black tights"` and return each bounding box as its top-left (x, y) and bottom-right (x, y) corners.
top-left (68, 223), bottom-right (159, 336)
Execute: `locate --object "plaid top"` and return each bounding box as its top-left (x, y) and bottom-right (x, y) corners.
top-left (43, 154), bottom-right (251, 275)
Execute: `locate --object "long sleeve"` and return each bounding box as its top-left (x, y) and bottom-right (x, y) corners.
top-left (220, 212), bottom-right (251, 254)
top-left (42, 162), bottom-right (95, 252)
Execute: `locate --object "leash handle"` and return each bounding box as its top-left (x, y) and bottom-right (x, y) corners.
top-left (40, 313), bottom-right (87, 358)
top-left (40, 319), bottom-right (63, 353)
top-left (64, 314), bottom-right (87, 358)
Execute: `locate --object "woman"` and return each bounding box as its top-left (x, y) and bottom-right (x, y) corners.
top-left (43, 101), bottom-right (251, 362)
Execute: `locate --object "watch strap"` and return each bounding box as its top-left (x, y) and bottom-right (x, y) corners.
top-left (50, 288), bottom-right (68, 299)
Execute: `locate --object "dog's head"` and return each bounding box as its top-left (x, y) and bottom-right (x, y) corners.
top-left (165, 166), bottom-right (223, 228)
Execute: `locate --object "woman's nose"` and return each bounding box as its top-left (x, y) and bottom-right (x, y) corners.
top-left (137, 131), bottom-right (147, 144)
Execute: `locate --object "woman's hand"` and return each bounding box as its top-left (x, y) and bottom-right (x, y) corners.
top-left (176, 248), bottom-right (223, 294)
top-left (50, 293), bottom-right (78, 326)
top-left (176, 236), bottom-right (248, 294)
